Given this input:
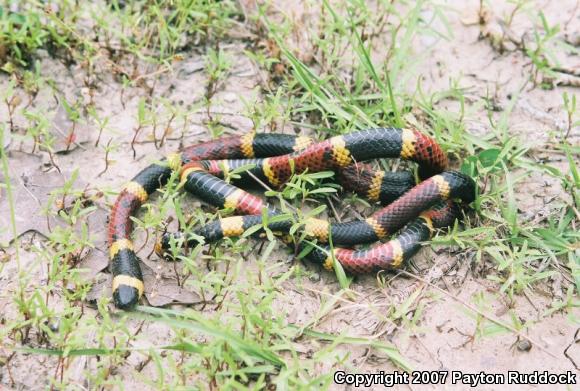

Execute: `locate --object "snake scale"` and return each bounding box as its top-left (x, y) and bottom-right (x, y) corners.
top-left (108, 128), bottom-right (476, 309)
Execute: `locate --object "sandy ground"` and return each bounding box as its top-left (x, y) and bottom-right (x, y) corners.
top-left (0, 0), bottom-right (579, 389)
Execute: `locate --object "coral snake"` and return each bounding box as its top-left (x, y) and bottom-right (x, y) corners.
top-left (108, 128), bottom-right (476, 309)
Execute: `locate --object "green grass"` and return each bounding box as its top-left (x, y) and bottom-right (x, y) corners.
top-left (0, 0), bottom-right (578, 389)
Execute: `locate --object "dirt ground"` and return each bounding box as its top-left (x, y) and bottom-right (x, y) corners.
top-left (0, 0), bottom-right (579, 390)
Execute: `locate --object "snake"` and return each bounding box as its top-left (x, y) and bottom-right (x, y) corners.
top-left (108, 128), bottom-right (476, 309)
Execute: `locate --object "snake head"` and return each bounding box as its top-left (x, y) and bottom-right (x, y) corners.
top-left (113, 284), bottom-right (140, 310)
top-left (155, 232), bottom-right (182, 260)
top-left (155, 231), bottom-right (203, 260)
top-left (111, 250), bottom-right (144, 310)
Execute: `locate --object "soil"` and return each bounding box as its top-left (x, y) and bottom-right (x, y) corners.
top-left (0, 0), bottom-right (578, 390)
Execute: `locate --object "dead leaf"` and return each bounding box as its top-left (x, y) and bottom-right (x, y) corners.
top-left (85, 262), bottom-right (202, 307)
top-left (142, 262), bottom-right (202, 307)
top-left (85, 273), bottom-right (111, 304)
top-left (0, 169), bottom-right (108, 260)
top-left (77, 248), bottom-right (109, 280)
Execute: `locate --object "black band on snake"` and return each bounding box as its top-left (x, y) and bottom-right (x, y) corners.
top-left (108, 128), bottom-right (476, 309)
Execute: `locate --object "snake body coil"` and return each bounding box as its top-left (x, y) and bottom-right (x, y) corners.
top-left (108, 128), bottom-right (475, 309)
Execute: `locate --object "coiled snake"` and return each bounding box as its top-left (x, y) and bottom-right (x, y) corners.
top-left (108, 128), bottom-right (476, 309)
